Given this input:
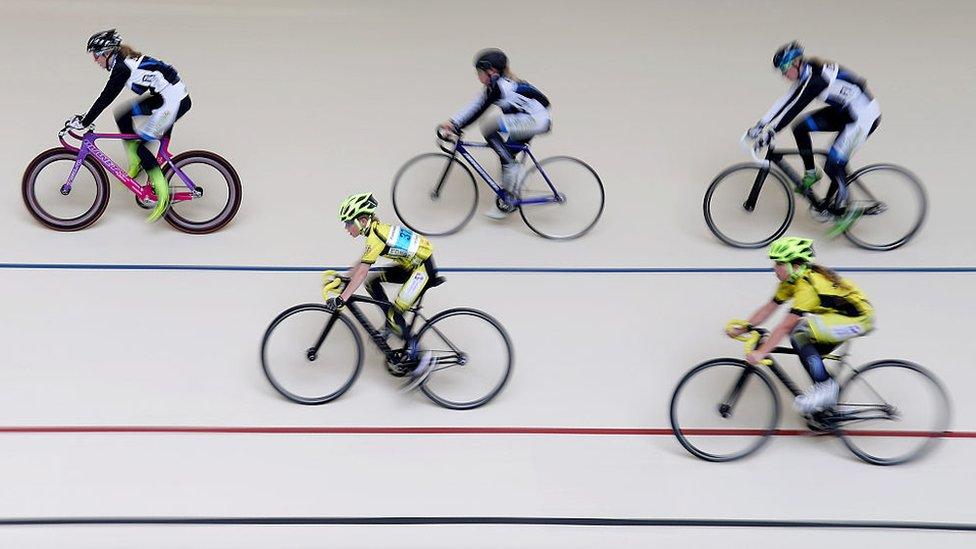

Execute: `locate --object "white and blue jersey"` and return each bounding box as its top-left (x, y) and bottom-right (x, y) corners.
top-left (450, 75), bottom-right (551, 130)
top-left (81, 54), bottom-right (188, 129)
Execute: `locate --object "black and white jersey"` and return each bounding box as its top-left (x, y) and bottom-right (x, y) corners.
top-left (81, 54), bottom-right (185, 127)
top-left (451, 75), bottom-right (551, 129)
top-left (760, 62), bottom-right (875, 132)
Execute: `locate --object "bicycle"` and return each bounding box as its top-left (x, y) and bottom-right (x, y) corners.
top-left (22, 123), bottom-right (242, 234)
top-left (260, 273), bottom-right (513, 410)
top-left (391, 128), bottom-right (605, 240)
top-left (703, 134), bottom-right (927, 250)
top-left (669, 323), bottom-right (950, 465)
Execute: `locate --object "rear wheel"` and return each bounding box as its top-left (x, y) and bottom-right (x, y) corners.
top-left (163, 150), bottom-right (242, 234)
top-left (836, 360), bottom-right (950, 465)
top-left (843, 164), bottom-right (927, 251)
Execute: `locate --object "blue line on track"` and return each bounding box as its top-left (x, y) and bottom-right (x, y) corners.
top-left (1, 263), bottom-right (975, 274)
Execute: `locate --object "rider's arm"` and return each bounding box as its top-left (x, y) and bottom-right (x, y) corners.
top-left (340, 262), bottom-right (371, 302)
top-left (753, 312), bottom-right (802, 358)
top-left (450, 78), bottom-right (502, 129)
top-left (746, 300), bottom-right (780, 327)
top-left (81, 60), bottom-right (131, 127)
top-left (758, 64), bottom-right (828, 131)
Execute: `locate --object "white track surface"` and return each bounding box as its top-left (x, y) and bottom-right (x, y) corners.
top-left (1, 1), bottom-right (974, 547)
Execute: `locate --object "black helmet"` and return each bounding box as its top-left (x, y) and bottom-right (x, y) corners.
top-left (474, 48), bottom-right (508, 72)
top-left (87, 29), bottom-right (121, 55)
top-left (773, 41), bottom-right (804, 72)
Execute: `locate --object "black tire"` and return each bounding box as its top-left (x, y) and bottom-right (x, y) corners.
top-left (670, 359), bottom-right (781, 462)
top-left (163, 150), bottom-right (242, 234)
top-left (703, 163), bottom-right (795, 248)
top-left (415, 307), bottom-right (513, 410)
top-left (518, 156), bottom-right (605, 240)
top-left (391, 152), bottom-right (478, 236)
top-left (22, 147), bottom-right (110, 231)
top-left (836, 360), bottom-right (950, 465)
top-left (260, 304), bottom-right (364, 405)
top-left (842, 164), bottom-right (927, 251)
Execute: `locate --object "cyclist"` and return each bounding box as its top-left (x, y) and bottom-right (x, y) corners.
top-left (67, 29), bottom-right (192, 223)
top-left (325, 192), bottom-right (439, 385)
top-left (726, 237), bottom-right (875, 413)
top-left (746, 41), bottom-right (881, 237)
top-left (439, 48), bottom-right (551, 219)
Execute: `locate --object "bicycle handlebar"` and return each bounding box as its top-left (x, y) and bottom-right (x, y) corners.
top-left (740, 132), bottom-right (771, 166)
top-left (725, 319), bottom-right (773, 366)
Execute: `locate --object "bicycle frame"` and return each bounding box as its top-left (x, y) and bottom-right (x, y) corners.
top-left (727, 335), bottom-right (894, 427)
top-left (743, 146), bottom-right (831, 212)
top-left (58, 129), bottom-right (201, 203)
top-left (440, 135), bottom-right (563, 207)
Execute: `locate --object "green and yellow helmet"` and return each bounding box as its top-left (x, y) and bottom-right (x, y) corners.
top-left (338, 192), bottom-right (378, 223)
top-left (768, 236), bottom-right (815, 264)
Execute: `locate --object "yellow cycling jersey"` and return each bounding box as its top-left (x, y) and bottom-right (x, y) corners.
top-left (773, 269), bottom-right (873, 318)
top-left (360, 220), bottom-right (433, 268)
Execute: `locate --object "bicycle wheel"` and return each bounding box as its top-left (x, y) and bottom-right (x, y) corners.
top-left (391, 152), bottom-right (478, 236)
top-left (261, 304), bottom-right (364, 405)
top-left (414, 307), bottom-right (513, 410)
top-left (669, 359), bottom-right (780, 462)
top-left (22, 147), bottom-right (110, 231)
top-left (836, 360), bottom-right (949, 465)
top-left (163, 150), bottom-right (242, 234)
top-left (842, 164), bottom-right (927, 251)
top-left (518, 156), bottom-right (605, 240)
top-left (703, 163), bottom-right (795, 248)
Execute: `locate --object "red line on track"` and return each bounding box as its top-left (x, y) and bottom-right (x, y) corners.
top-left (0, 426), bottom-right (973, 438)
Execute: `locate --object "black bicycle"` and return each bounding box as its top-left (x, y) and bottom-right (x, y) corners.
top-left (669, 323), bottom-right (950, 465)
top-left (260, 274), bottom-right (513, 410)
top-left (703, 135), bottom-right (927, 250)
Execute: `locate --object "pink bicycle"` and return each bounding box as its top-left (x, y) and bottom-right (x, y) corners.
top-left (22, 124), bottom-right (242, 233)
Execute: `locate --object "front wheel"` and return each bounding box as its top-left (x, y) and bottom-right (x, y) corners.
top-left (703, 163), bottom-right (795, 248)
top-left (260, 304), bottom-right (364, 405)
top-left (842, 164), bottom-right (927, 251)
top-left (669, 359), bottom-right (781, 462)
top-left (163, 150), bottom-right (242, 234)
top-left (22, 147), bottom-right (111, 231)
top-left (391, 152), bottom-right (478, 236)
top-left (836, 360), bottom-right (950, 465)
top-left (518, 156), bottom-right (605, 240)
top-left (414, 307), bottom-right (513, 410)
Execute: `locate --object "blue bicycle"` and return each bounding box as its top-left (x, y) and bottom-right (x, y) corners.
top-left (391, 128), bottom-right (605, 240)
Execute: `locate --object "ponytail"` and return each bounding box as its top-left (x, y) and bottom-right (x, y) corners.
top-left (117, 44), bottom-right (142, 59)
top-left (810, 263), bottom-right (854, 291)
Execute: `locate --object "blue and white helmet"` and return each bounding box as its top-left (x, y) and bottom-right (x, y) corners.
top-left (773, 41), bottom-right (804, 72)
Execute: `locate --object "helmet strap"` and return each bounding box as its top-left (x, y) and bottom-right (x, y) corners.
top-left (787, 263), bottom-right (810, 283)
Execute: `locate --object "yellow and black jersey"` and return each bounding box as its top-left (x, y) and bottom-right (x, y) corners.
top-left (360, 220), bottom-right (433, 268)
top-left (774, 269), bottom-right (873, 318)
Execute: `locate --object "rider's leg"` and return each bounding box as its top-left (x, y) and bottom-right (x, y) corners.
top-left (115, 96), bottom-right (161, 178)
top-left (367, 266), bottom-right (410, 337)
top-left (793, 107), bottom-right (849, 190)
top-left (392, 260), bottom-right (434, 339)
top-left (140, 95), bottom-right (190, 222)
top-left (791, 313), bottom-right (874, 412)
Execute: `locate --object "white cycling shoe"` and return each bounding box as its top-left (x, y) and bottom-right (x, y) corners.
top-left (793, 378), bottom-right (839, 414)
top-left (400, 350), bottom-right (436, 392)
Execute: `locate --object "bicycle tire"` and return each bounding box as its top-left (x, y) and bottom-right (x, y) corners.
top-left (518, 155), bottom-right (605, 240)
top-left (415, 307), bottom-right (513, 410)
top-left (260, 303), bottom-right (364, 405)
top-left (391, 152), bottom-right (478, 236)
top-left (670, 358), bottom-right (781, 462)
top-left (842, 163), bottom-right (927, 251)
top-left (836, 360), bottom-right (950, 465)
top-left (163, 150), bottom-right (243, 234)
top-left (22, 147), bottom-right (110, 231)
top-left (703, 163), bottom-right (795, 248)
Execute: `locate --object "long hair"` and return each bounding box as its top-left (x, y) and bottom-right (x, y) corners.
top-left (117, 44), bottom-right (143, 59)
top-left (809, 263), bottom-right (854, 290)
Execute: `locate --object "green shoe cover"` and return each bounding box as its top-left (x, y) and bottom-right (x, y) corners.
top-left (146, 167), bottom-right (170, 223)
top-left (124, 140), bottom-right (143, 178)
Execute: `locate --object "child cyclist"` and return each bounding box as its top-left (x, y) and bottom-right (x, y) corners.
top-left (67, 29), bottom-right (192, 223)
top-left (324, 193), bottom-right (439, 386)
top-left (726, 237), bottom-right (875, 413)
top-left (746, 41), bottom-right (881, 237)
top-left (439, 48), bottom-right (551, 219)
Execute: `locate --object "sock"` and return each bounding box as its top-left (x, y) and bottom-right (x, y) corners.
top-left (124, 140), bottom-right (142, 178)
